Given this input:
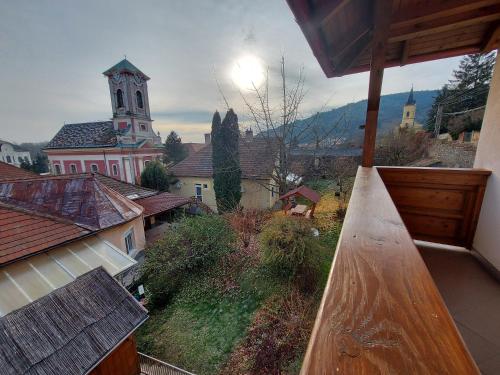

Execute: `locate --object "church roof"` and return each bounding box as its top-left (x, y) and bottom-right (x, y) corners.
top-left (45, 121), bottom-right (117, 149)
top-left (103, 59), bottom-right (150, 79)
top-left (406, 87), bottom-right (416, 105)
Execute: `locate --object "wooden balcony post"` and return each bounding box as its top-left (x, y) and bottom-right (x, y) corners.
top-left (362, 0), bottom-right (392, 167)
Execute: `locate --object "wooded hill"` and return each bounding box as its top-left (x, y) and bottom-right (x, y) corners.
top-left (292, 90), bottom-right (438, 144)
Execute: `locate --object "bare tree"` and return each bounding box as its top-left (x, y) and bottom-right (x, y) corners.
top-left (375, 128), bottom-right (431, 166)
top-left (239, 56), bottom-right (348, 194)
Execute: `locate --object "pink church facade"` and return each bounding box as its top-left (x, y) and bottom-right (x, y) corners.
top-left (45, 59), bottom-right (163, 184)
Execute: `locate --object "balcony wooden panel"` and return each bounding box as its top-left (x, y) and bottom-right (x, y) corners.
top-left (377, 167), bottom-right (490, 248)
top-left (300, 167), bottom-right (480, 374)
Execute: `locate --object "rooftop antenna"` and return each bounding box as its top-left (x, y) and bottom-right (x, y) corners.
top-left (124, 54), bottom-right (127, 60)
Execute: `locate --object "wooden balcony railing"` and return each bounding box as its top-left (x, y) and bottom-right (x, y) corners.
top-left (300, 167), bottom-right (487, 374)
top-left (377, 167), bottom-right (490, 248)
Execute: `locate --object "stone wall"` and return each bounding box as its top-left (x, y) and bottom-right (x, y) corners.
top-left (430, 140), bottom-right (477, 168)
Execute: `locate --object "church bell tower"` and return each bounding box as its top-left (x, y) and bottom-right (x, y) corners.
top-left (103, 59), bottom-right (160, 145)
top-left (400, 86), bottom-right (417, 129)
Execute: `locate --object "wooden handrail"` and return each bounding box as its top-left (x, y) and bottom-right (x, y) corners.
top-left (300, 167), bottom-right (479, 374)
top-left (377, 166), bottom-right (490, 248)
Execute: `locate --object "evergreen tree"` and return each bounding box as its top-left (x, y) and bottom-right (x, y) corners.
top-left (163, 131), bottom-right (187, 164)
top-left (426, 52), bottom-right (496, 134)
top-left (32, 153), bottom-right (49, 173)
top-left (140, 160), bottom-right (170, 192)
top-left (212, 109), bottom-right (241, 212)
top-left (20, 157), bottom-right (32, 171)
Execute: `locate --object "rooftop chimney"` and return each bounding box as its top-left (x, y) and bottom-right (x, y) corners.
top-left (245, 129), bottom-right (253, 140)
top-left (204, 133), bottom-right (211, 144)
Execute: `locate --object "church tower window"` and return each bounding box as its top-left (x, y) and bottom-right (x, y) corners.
top-left (406, 111), bottom-right (410, 118)
top-left (136, 91), bottom-right (143, 109)
top-left (116, 89), bottom-right (124, 108)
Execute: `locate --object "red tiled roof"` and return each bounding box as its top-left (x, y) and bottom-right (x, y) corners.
top-left (136, 191), bottom-right (190, 217)
top-left (0, 161), bottom-right (39, 181)
top-left (0, 204), bottom-right (90, 265)
top-left (170, 139), bottom-right (276, 180)
top-left (183, 143), bottom-right (205, 155)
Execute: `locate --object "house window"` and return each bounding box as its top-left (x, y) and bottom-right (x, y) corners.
top-left (144, 160), bottom-right (151, 167)
top-left (203, 184), bottom-right (208, 189)
top-left (90, 164), bottom-right (98, 173)
top-left (112, 164), bottom-right (118, 176)
top-left (124, 230), bottom-right (135, 255)
top-left (70, 164), bottom-right (77, 174)
top-left (136, 91), bottom-right (143, 109)
top-left (116, 89), bottom-right (124, 108)
top-left (6, 156), bottom-right (11, 163)
top-left (140, 123), bottom-right (147, 131)
top-left (195, 183), bottom-right (203, 202)
top-left (54, 164), bottom-right (61, 175)
top-left (18, 156), bottom-right (23, 163)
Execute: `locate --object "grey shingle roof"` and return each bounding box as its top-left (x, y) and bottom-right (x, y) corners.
top-left (45, 121), bottom-right (117, 149)
top-left (169, 139), bottom-right (276, 180)
top-left (93, 173), bottom-right (157, 200)
top-left (0, 267), bottom-right (148, 375)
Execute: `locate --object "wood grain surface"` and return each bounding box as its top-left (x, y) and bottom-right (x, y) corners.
top-left (300, 167), bottom-right (479, 374)
top-left (377, 167), bottom-right (490, 248)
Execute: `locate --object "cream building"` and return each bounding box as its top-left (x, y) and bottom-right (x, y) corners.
top-left (169, 134), bottom-right (279, 212)
top-left (399, 87), bottom-right (423, 130)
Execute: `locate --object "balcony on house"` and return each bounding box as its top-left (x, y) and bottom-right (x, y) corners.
top-left (286, 0), bottom-right (500, 373)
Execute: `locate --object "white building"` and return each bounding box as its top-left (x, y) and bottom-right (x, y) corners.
top-left (0, 140), bottom-right (31, 167)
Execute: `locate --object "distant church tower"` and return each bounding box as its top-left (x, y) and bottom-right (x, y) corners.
top-left (399, 87), bottom-right (423, 131)
top-left (103, 59), bottom-right (160, 145)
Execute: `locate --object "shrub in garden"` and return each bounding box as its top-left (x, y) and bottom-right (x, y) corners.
top-left (141, 215), bottom-right (235, 307)
top-left (259, 216), bottom-right (321, 292)
top-left (226, 208), bottom-right (272, 247)
top-left (221, 289), bottom-right (314, 375)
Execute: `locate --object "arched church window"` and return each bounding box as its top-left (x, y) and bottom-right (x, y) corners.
top-left (116, 89), bottom-right (124, 108)
top-left (136, 91), bottom-right (144, 109)
top-left (406, 111), bottom-right (410, 118)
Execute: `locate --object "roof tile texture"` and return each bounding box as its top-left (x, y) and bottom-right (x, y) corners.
top-left (170, 139), bottom-right (275, 180)
top-left (45, 121), bottom-right (117, 149)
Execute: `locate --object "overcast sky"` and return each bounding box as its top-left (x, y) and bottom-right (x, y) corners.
top-left (0, 0), bottom-right (462, 144)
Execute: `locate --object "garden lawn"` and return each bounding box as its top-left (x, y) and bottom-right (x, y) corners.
top-left (136, 193), bottom-right (342, 375)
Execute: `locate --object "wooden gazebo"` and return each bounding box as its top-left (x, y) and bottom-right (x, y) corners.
top-left (279, 185), bottom-right (321, 218)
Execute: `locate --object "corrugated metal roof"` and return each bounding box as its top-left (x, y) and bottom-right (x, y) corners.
top-left (0, 175), bottom-right (143, 231)
top-left (0, 161), bottom-right (40, 181)
top-left (0, 204), bottom-right (90, 265)
top-left (0, 267), bottom-right (147, 375)
top-left (136, 191), bottom-right (190, 217)
top-left (0, 237), bottom-right (136, 316)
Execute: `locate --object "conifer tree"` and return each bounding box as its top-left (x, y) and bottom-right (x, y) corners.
top-left (211, 109), bottom-right (241, 212)
top-left (426, 52), bottom-right (496, 134)
top-left (141, 160), bottom-right (170, 192)
top-left (163, 131), bottom-right (187, 164)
